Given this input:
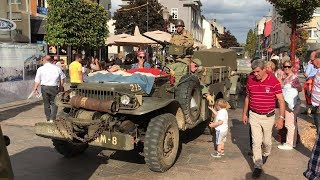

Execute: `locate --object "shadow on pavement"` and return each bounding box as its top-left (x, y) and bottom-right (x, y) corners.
top-left (245, 172), bottom-right (279, 180)
top-left (230, 118), bottom-right (254, 170)
top-left (107, 143), bottom-right (145, 164)
top-left (0, 101), bottom-right (42, 121)
top-left (10, 146), bottom-right (107, 180)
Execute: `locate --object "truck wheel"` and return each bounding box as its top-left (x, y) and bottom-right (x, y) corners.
top-left (229, 94), bottom-right (238, 109)
top-left (144, 113), bottom-right (179, 172)
top-left (52, 139), bottom-right (88, 158)
top-left (175, 75), bottom-right (201, 125)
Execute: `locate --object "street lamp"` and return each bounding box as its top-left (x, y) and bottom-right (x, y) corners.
top-left (162, 7), bottom-right (169, 32)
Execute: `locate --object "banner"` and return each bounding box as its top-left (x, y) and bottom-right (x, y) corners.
top-left (0, 43), bottom-right (46, 83)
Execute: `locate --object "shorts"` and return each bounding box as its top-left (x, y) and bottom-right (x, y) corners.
top-left (216, 130), bottom-right (227, 145)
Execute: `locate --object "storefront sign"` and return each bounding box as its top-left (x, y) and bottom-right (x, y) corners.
top-left (0, 18), bottom-right (16, 31)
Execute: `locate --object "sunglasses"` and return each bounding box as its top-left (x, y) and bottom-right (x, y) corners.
top-left (138, 56), bottom-right (145, 59)
top-left (283, 66), bottom-right (292, 69)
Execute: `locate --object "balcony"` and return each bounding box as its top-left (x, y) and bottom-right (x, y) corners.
top-left (37, 7), bottom-right (48, 15)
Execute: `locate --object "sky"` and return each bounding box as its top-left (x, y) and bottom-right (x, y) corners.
top-left (110, 0), bottom-right (273, 43)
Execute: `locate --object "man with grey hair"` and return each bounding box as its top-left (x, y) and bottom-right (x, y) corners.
top-left (305, 51), bottom-right (320, 179)
top-left (33, 55), bottom-right (66, 122)
top-left (242, 59), bottom-right (285, 179)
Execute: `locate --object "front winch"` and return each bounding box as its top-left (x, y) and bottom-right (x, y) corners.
top-left (70, 95), bottom-right (119, 113)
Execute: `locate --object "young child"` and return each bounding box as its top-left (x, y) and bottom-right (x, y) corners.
top-left (208, 98), bottom-right (230, 158)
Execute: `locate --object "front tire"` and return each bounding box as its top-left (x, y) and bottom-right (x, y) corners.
top-left (52, 139), bottom-right (88, 158)
top-left (144, 113), bottom-right (179, 172)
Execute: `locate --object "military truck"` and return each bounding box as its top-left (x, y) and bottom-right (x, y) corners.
top-left (0, 126), bottom-right (14, 179)
top-left (35, 48), bottom-right (238, 172)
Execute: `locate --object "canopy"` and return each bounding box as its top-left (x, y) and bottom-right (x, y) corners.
top-left (143, 30), bottom-right (172, 43)
top-left (114, 26), bottom-right (156, 46)
top-left (105, 33), bottom-right (132, 46)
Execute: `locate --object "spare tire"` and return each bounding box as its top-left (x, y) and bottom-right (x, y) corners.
top-left (175, 75), bottom-right (201, 125)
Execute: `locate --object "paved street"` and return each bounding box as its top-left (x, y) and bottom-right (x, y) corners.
top-left (0, 96), bottom-right (312, 180)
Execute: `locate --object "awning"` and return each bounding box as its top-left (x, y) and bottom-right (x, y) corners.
top-left (105, 33), bottom-right (132, 46)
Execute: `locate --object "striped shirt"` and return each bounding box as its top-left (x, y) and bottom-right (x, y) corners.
top-left (246, 72), bottom-right (282, 114)
top-left (312, 69), bottom-right (320, 106)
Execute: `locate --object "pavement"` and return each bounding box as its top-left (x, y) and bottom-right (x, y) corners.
top-left (0, 94), bottom-right (312, 180)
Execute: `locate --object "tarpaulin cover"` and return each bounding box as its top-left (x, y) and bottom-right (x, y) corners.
top-left (88, 68), bottom-right (169, 94)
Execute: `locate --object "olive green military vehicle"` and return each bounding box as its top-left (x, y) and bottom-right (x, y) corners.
top-left (35, 47), bottom-right (238, 172)
top-left (0, 126), bottom-right (14, 179)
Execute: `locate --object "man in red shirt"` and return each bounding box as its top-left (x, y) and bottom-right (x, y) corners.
top-left (242, 59), bottom-right (285, 179)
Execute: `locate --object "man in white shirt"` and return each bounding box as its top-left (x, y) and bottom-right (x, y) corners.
top-left (33, 55), bottom-right (66, 122)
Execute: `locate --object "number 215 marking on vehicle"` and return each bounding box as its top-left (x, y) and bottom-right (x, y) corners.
top-left (130, 84), bottom-right (142, 92)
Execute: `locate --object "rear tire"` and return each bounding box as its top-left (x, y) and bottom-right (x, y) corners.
top-left (52, 139), bottom-right (88, 158)
top-left (144, 113), bottom-right (179, 172)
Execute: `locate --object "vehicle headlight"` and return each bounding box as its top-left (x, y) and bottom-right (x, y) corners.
top-left (120, 95), bottom-right (130, 105)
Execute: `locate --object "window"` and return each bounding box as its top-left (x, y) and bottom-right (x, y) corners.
top-left (171, 8), bottom-right (178, 19)
top-left (314, 7), bottom-right (320, 16)
top-left (8, 0), bottom-right (21, 4)
top-left (170, 24), bottom-right (176, 33)
top-left (38, 0), bottom-right (46, 7)
top-left (307, 28), bottom-right (318, 39)
top-left (7, 12), bottom-right (22, 21)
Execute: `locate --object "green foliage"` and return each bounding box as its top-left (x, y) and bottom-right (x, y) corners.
top-left (113, 0), bottom-right (165, 34)
top-left (267, 0), bottom-right (320, 25)
top-left (219, 30), bottom-right (240, 48)
top-left (245, 29), bottom-right (257, 58)
top-left (45, 0), bottom-right (109, 48)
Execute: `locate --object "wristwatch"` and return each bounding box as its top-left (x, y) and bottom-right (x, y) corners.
top-left (279, 116), bottom-right (285, 120)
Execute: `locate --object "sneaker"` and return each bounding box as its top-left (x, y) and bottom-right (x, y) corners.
top-left (278, 143), bottom-right (293, 150)
top-left (252, 168), bottom-right (262, 179)
top-left (262, 156), bottom-right (268, 164)
top-left (211, 151), bottom-right (221, 158)
top-left (221, 151), bottom-right (225, 156)
top-left (48, 120), bottom-right (54, 123)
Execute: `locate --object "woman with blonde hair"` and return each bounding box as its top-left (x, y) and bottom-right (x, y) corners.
top-left (278, 60), bottom-right (302, 150)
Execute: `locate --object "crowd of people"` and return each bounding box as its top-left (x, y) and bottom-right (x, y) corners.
top-left (31, 18), bottom-right (320, 179)
top-left (239, 49), bottom-right (320, 179)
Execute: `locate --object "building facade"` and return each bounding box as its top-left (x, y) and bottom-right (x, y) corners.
top-left (158, 0), bottom-right (204, 44)
top-left (270, 7), bottom-right (291, 54)
top-left (0, 0), bottom-right (31, 43)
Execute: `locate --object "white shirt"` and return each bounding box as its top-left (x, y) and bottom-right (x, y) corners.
top-left (312, 69), bottom-right (320, 106)
top-left (214, 108), bottom-right (228, 131)
top-left (35, 63), bottom-right (66, 86)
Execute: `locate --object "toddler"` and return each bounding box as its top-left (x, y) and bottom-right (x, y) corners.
top-left (208, 98), bottom-right (230, 158)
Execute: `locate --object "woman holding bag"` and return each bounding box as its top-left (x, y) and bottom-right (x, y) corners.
top-left (278, 60), bottom-right (302, 150)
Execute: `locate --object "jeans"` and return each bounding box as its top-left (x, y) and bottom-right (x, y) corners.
top-left (41, 86), bottom-right (59, 121)
top-left (314, 113), bottom-right (320, 134)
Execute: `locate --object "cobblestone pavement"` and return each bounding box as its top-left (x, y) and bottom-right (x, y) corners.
top-left (0, 96), bottom-right (311, 180)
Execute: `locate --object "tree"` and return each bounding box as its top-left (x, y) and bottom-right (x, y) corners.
top-left (266, 0), bottom-right (320, 62)
top-left (296, 28), bottom-right (309, 56)
top-left (245, 29), bottom-right (257, 58)
top-left (219, 30), bottom-right (240, 48)
top-left (45, 0), bottom-right (109, 48)
top-left (113, 0), bottom-right (165, 34)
